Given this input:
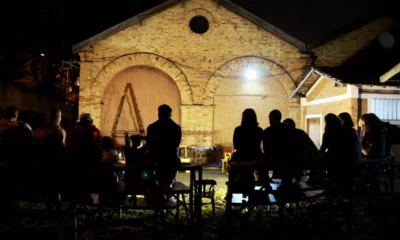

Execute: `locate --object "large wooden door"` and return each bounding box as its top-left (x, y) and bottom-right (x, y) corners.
top-left (101, 66), bottom-right (181, 147)
top-left (307, 118), bottom-right (321, 149)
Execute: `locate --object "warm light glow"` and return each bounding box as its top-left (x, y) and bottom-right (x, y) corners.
top-left (40, 53), bottom-right (45, 57)
top-left (244, 68), bottom-right (258, 80)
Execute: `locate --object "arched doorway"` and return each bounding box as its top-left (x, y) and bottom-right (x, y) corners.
top-left (213, 74), bottom-right (289, 147)
top-left (101, 66), bottom-right (181, 147)
top-left (206, 57), bottom-right (293, 147)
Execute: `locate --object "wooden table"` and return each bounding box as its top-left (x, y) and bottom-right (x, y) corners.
top-left (111, 162), bottom-right (204, 221)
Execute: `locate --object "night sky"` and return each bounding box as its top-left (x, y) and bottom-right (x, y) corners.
top-left (0, 0), bottom-right (397, 56)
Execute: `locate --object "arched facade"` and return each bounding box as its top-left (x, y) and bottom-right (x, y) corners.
top-left (81, 53), bottom-right (193, 129)
top-left (202, 56), bottom-right (298, 146)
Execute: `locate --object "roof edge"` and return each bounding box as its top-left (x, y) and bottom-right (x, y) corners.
top-left (380, 63), bottom-right (400, 83)
top-left (72, 0), bottom-right (184, 53)
top-left (213, 0), bottom-right (307, 51)
top-left (310, 16), bottom-right (394, 49)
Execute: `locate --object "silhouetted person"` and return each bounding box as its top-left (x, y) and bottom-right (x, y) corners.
top-left (65, 113), bottom-right (102, 204)
top-left (124, 134), bottom-right (155, 195)
top-left (147, 105), bottom-right (182, 192)
top-left (0, 106), bottom-right (33, 215)
top-left (124, 134), bottom-right (147, 167)
top-left (338, 112), bottom-right (361, 163)
top-left (283, 118), bottom-right (319, 181)
top-left (262, 110), bottom-right (295, 187)
top-left (383, 121), bottom-right (400, 157)
top-left (34, 108), bottom-right (66, 206)
top-left (359, 113), bottom-right (386, 159)
top-left (97, 136), bottom-right (119, 202)
top-left (230, 109), bottom-right (263, 192)
top-left (320, 113), bottom-right (347, 188)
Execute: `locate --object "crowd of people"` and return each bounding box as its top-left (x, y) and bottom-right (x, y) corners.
top-left (228, 108), bottom-right (398, 196)
top-left (0, 103), bottom-right (398, 214)
top-left (0, 104), bottom-right (182, 211)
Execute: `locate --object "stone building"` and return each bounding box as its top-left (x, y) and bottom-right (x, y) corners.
top-left (73, 0), bottom-right (396, 148)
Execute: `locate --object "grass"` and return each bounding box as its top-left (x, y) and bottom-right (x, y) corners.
top-left (1, 188), bottom-right (400, 240)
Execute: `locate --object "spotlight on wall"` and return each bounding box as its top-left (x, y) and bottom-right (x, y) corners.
top-left (244, 68), bottom-right (258, 80)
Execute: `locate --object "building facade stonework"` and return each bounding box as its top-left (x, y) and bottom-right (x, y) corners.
top-left (75, 0), bottom-right (392, 147)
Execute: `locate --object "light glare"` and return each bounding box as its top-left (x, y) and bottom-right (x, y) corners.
top-left (244, 68), bottom-right (258, 80)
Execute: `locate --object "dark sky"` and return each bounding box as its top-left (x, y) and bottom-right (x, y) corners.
top-left (1, 0), bottom-right (397, 54)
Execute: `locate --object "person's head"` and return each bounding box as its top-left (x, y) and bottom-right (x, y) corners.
top-left (283, 118), bottom-right (296, 129)
top-left (79, 113), bottom-right (93, 127)
top-left (360, 113), bottom-right (384, 136)
top-left (130, 135), bottom-right (143, 147)
top-left (158, 104), bottom-right (172, 119)
top-left (269, 109), bottom-right (282, 126)
top-left (324, 113), bottom-right (342, 133)
top-left (3, 106), bottom-right (19, 121)
top-left (241, 108), bottom-right (258, 127)
top-left (100, 136), bottom-right (114, 151)
top-left (45, 108), bottom-right (62, 126)
top-left (338, 112), bottom-right (354, 128)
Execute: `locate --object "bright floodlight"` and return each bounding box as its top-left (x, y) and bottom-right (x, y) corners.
top-left (40, 53), bottom-right (45, 57)
top-left (244, 68), bottom-right (258, 80)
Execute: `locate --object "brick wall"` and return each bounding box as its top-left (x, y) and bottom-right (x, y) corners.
top-left (77, 0), bottom-right (388, 147)
top-left (77, 0), bottom-right (311, 146)
top-left (307, 78), bottom-right (347, 101)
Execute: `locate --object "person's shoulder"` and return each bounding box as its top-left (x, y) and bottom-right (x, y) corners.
top-left (234, 125), bottom-right (243, 131)
top-left (263, 126), bottom-right (271, 133)
top-left (60, 127), bottom-right (66, 135)
top-left (147, 121), bottom-right (157, 129)
top-left (169, 119), bottom-right (181, 128)
top-left (295, 128), bottom-right (307, 135)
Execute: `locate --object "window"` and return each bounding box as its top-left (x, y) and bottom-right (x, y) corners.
top-left (370, 99), bottom-right (400, 122)
top-left (189, 16), bottom-right (209, 34)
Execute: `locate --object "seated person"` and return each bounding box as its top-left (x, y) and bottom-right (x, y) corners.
top-left (97, 137), bottom-right (119, 202)
top-left (282, 118), bottom-right (319, 182)
top-left (124, 133), bottom-right (156, 194)
top-left (262, 110), bottom-right (297, 189)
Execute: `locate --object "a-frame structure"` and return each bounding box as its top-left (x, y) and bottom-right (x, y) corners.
top-left (111, 83), bottom-right (145, 138)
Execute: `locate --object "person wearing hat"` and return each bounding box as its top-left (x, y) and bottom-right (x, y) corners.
top-left (66, 113), bottom-right (101, 155)
top-left (64, 113), bottom-right (102, 203)
top-left (79, 113), bottom-right (101, 144)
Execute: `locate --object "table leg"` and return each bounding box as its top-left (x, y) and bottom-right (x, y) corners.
top-left (196, 169), bottom-right (203, 221)
top-left (189, 169), bottom-right (195, 220)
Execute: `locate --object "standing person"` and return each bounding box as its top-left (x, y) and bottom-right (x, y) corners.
top-left (65, 113), bottom-right (102, 204)
top-left (262, 109), bottom-right (295, 187)
top-left (146, 104), bottom-right (182, 194)
top-left (0, 106), bottom-right (33, 216)
top-left (34, 108), bottom-right (66, 206)
top-left (229, 109), bottom-right (263, 193)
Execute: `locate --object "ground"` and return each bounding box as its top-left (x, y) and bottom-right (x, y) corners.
top-left (1, 168), bottom-right (400, 240)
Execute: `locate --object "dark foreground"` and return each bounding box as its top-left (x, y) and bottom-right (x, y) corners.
top-left (1, 170), bottom-right (400, 240)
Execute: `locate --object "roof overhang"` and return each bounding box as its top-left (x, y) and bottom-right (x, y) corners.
top-left (380, 63), bottom-right (400, 83)
top-left (289, 67), bottom-right (344, 99)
